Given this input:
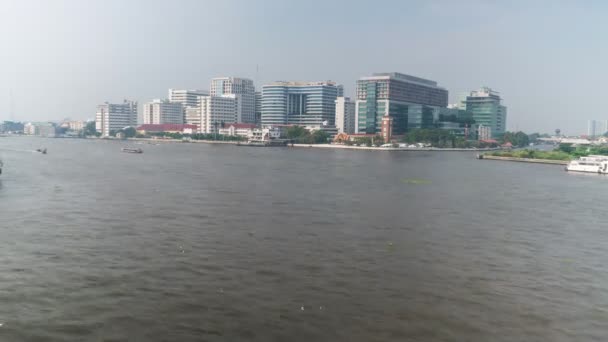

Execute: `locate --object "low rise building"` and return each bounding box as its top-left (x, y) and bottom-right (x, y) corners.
top-left (136, 124), bottom-right (197, 135)
top-left (218, 123), bottom-right (257, 137)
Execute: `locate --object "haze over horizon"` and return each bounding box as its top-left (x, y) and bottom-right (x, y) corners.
top-left (0, 0), bottom-right (606, 135)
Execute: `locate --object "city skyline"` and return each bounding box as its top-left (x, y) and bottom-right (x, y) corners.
top-left (0, 0), bottom-right (606, 134)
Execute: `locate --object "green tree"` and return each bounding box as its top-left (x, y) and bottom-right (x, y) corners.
top-left (84, 121), bottom-right (98, 137)
top-left (558, 143), bottom-right (573, 153)
top-left (123, 127), bottom-right (136, 138)
top-left (311, 130), bottom-right (329, 144)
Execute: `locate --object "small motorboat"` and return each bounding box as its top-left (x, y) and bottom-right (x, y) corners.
top-left (36, 148), bottom-right (47, 154)
top-left (121, 147), bottom-right (143, 154)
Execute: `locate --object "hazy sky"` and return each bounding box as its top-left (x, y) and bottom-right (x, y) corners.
top-left (0, 0), bottom-right (606, 134)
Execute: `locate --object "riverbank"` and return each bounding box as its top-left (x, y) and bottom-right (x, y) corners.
top-left (291, 144), bottom-right (500, 152)
top-left (479, 155), bottom-right (568, 165)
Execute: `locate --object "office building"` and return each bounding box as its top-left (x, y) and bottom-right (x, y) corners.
top-left (464, 87), bottom-right (507, 137)
top-left (255, 91), bottom-right (262, 124)
top-left (143, 99), bottom-right (184, 124)
top-left (211, 77), bottom-right (256, 123)
top-left (199, 95), bottom-right (237, 133)
top-left (169, 89), bottom-right (209, 123)
top-left (184, 106), bottom-right (201, 129)
top-left (261, 81), bottom-right (340, 127)
top-left (478, 125), bottom-right (492, 141)
top-left (355, 72), bottom-right (448, 135)
top-left (168, 89), bottom-right (209, 108)
top-left (335, 97), bottom-right (356, 134)
top-left (95, 100), bottom-right (138, 136)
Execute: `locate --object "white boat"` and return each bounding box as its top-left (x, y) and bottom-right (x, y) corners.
top-left (566, 155), bottom-right (608, 174)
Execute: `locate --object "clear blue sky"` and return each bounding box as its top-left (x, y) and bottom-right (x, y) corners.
top-left (0, 0), bottom-right (606, 134)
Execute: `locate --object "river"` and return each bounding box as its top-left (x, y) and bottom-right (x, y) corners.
top-left (1, 136), bottom-right (608, 341)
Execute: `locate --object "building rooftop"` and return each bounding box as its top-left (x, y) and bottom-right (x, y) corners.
top-left (224, 123), bottom-right (257, 129)
top-left (359, 72), bottom-right (442, 88)
top-left (264, 81), bottom-right (337, 87)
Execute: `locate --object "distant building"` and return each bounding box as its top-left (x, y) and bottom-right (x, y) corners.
top-left (95, 100), bottom-right (138, 137)
top-left (210, 77), bottom-right (256, 123)
top-left (588, 120), bottom-right (608, 138)
top-left (261, 81), bottom-right (340, 127)
top-left (143, 99), bottom-right (184, 124)
top-left (24, 122), bottom-right (56, 137)
top-left (62, 120), bottom-right (86, 131)
top-left (199, 95), bottom-right (238, 133)
top-left (0, 121), bottom-right (24, 133)
top-left (218, 123), bottom-right (257, 137)
top-left (355, 72), bottom-right (449, 135)
top-left (335, 97), bottom-right (356, 134)
top-left (136, 124), bottom-right (197, 135)
top-left (465, 87), bottom-right (507, 137)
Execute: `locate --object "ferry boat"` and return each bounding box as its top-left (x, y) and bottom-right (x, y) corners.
top-left (566, 155), bottom-right (608, 174)
top-left (121, 147), bottom-right (143, 154)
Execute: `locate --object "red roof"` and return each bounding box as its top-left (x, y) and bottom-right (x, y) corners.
top-left (480, 139), bottom-right (498, 144)
top-left (137, 124), bottom-right (197, 132)
top-left (224, 123), bottom-right (256, 129)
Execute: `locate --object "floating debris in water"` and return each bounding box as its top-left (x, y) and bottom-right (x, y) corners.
top-left (401, 178), bottom-right (432, 185)
top-left (301, 306), bottom-right (305, 311)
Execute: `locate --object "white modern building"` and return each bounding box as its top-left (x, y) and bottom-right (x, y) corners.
top-left (168, 89), bottom-right (209, 123)
top-left (335, 97), bottom-right (356, 134)
top-left (95, 100), bottom-right (138, 136)
top-left (199, 95), bottom-right (238, 133)
top-left (210, 77), bottom-right (256, 123)
top-left (143, 99), bottom-right (184, 124)
top-left (168, 89), bottom-right (209, 108)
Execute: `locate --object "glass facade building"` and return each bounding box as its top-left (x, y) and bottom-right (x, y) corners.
top-left (355, 72), bottom-right (448, 135)
top-left (464, 87), bottom-right (507, 137)
top-left (261, 81), bottom-right (340, 126)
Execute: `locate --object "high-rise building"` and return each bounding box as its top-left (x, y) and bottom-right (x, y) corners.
top-left (464, 87), bottom-right (507, 137)
top-left (335, 97), bottom-right (356, 134)
top-left (199, 95), bottom-right (237, 133)
top-left (168, 89), bottom-right (209, 108)
top-left (261, 81), bottom-right (340, 126)
top-left (143, 99), bottom-right (184, 124)
top-left (588, 119), bottom-right (608, 138)
top-left (95, 100), bottom-right (138, 136)
top-left (255, 91), bottom-right (262, 124)
top-left (355, 72), bottom-right (448, 135)
top-left (210, 77), bottom-right (255, 123)
top-left (168, 89), bottom-right (209, 123)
